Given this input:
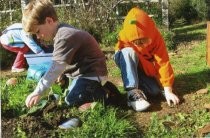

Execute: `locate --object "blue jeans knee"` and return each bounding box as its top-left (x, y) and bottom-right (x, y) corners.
top-left (114, 48), bottom-right (139, 89)
top-left (65, 78), bottom-right (106, 106)
top-left (138, 70), bottom-right (162, 97)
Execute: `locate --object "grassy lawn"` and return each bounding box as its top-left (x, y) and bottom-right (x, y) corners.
top-left (1, 22), bottom-right (210, 137)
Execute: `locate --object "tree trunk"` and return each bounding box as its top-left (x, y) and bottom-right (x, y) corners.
top-left (162, 0), bottom-right (169, 30)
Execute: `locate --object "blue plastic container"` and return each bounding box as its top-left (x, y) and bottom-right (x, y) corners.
top-left (24, 53), bottom-right (53, 65)
top-left (27, 63), bottom-right (52, 81)
top-left (24, 53), bottom-right (53, 81)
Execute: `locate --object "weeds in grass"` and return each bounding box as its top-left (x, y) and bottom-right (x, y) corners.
top-left (17, 124), bottom-right (27, 138)
top-left (1, 77), bottom-right (37, 116)
top-left (146, 110), bottom-right (210, 137)
top-left (60, 103), bottom-right (137, 138)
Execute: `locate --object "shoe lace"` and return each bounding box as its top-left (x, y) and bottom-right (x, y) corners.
top-left (129, 90), bottom-right (146, 101)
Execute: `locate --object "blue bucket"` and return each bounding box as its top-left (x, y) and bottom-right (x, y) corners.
top-left (27, 62), bottom-right (51, 81)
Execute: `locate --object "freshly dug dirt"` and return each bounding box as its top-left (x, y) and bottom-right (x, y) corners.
top-left (2, 101), bottom-right (75, 138)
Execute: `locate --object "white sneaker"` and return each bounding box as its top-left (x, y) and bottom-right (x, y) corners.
top-left (11, 67), bottom-right (25, 73)
top-left (127, 89), bottom-right (150, 111)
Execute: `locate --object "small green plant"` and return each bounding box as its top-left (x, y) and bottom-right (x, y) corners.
top-left (50, 83), bottom-right (68, 105)
top-left (26, 99), bottom-right (48, 115)
top-left (16, 124), bottom-right (27, 138)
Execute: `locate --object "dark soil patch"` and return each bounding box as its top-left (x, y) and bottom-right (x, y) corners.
top-left (1, 82), bottom-right (128, 137)
top-left (2, 100), bottom-right (75, 138)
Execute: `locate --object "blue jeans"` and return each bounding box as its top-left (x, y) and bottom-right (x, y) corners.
top-left (114, 47), bottom-right (161, 96)
top-left (65, 78), bottom-right (106, 106)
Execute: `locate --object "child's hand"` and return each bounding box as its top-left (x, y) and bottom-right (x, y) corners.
top-left (164, 87), bottom-right (180, 106)
top-left (56, 74), bottom-right (66, 86)
top-left (25, 92), bottom-right (41, 108)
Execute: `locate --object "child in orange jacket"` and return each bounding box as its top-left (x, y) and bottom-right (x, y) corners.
top-left (114, 7), bottom-right (179, 111)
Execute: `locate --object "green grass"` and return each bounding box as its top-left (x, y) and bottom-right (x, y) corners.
top-left (145, 110), bottom-right (210, 138)
top-left (172, 22), bottom-right (206, 44)
top-left (171, 22), bottom-right (210, 94)
top-left (1, 22), bottom-right (210, 137)
top-left (1, 76), bottom-right (37, 116)
top-left (145, 22), bottom-right (210, 137)
top-left (57, 104), bottom-right (137, 138)
top-left (106, 59), bottom-right (121, 77)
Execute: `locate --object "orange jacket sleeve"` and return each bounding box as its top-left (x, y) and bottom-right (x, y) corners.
top-left (152, 32), bottom-right (174, 87)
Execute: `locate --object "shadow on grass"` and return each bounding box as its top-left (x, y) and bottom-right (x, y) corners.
top-left (172, 22), bottom-right (206, 48)
top-left (174, 32), bottom-right (206, 44)
top-left (173, 23), bottom-right (206, 34)
top-left (174, 69), bottom-right (210, 102)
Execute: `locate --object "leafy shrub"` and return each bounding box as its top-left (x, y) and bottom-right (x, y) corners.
top-left (55, 1), bottom-right (120, 43)
top-left (191, 0), bottom-right (207, 21)
top-left (0, 46), bottom-right (15, 69)
top-left (169, 0), bottom-right (206, 27)
top-left (101, 23), bottom-right (122, 48)
top-left (160, 29), bottom-right (176, 50)
top-left (0, 8), bottom-right (22, 69)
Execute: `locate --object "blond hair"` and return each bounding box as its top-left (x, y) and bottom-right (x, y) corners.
top-left (22, 0), bottom-right (58, 33)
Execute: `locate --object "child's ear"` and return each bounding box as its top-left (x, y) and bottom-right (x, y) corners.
top-left (45, 17), bottom-right (54, 24)
top-left (147, 38), bottom-right (152, 45)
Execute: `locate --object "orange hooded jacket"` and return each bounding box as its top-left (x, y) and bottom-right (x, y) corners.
top-left (115, 7), bottom-right (174, 87)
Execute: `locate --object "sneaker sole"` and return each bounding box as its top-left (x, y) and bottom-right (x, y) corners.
top-left (127, 101), bottom-right (151, 112)
top-left (11, 71), bottom-right (25, 73)
top-left (11, 69), bottom-right (25, 73)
